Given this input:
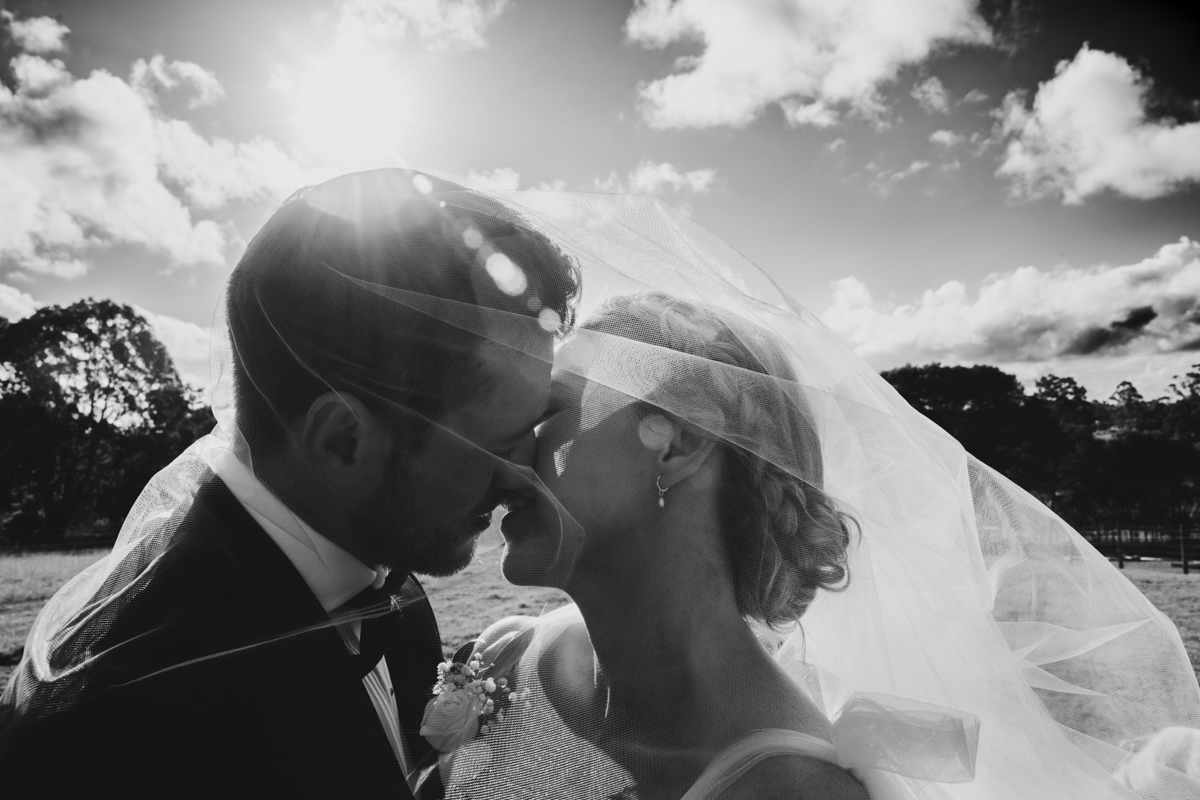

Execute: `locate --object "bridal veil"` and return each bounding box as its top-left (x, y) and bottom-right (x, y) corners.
top-left (432, 177), bottom-right (1200, 799)
top-left (5, 169), bottom-right (1197, 798)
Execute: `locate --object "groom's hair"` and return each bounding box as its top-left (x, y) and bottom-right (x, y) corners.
top-left (225, 168), bottom-right (579, 459)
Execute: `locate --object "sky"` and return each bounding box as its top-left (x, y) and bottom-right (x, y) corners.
top-left (0, 0), bottom-right (1198, 398)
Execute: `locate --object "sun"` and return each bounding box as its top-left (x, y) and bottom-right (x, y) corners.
top-left (281, 53), bottom-right (413, 168)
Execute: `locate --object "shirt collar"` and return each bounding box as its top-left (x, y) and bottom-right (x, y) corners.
top-left (201, 437), bottom-right (383, 613)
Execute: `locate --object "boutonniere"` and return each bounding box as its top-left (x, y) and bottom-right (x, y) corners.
top-left (420, 629), bottom-right (535, 754)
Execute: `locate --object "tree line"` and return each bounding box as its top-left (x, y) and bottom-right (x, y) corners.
top-left (1, 298), bottom-right (1198, 542)
top-left (882, 363), bottom-right (1200, 531)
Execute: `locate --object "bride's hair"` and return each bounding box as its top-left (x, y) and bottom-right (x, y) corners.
top-left (581, 293), bottom-right (856, 629)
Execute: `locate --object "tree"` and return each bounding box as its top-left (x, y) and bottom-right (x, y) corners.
top-left (880, 363), bottom-right (1200, 529)
top-left (0, 299), bottom-right (211, 538)
top-left (1165, 367), bottom-right (1200, 445)
top-left (1031, 375), bottom-right (1094, 514)
top-left (879, 363), bottom-right (1043, 490)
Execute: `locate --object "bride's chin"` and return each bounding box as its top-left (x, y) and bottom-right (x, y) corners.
top-left (500, 541), bottom-right (555, 587)
top-left (500, 517), bottom-right (557, 587)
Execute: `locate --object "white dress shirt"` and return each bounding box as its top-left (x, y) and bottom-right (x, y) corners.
top-left (201, 440), bottom-right (413, 785)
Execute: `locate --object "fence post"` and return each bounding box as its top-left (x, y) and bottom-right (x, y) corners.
top-left (1183, 524), bottom-right (1189, 575)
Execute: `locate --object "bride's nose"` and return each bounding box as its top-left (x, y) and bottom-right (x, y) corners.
top-left (506, 429), bottom-right (538, 469)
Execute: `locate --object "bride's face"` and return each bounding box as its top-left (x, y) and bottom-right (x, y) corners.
top-left (500, 338), bottom-right (660, 587)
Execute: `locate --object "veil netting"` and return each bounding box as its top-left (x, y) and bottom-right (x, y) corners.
top-left (421, 181), bottom-right (1200, 800)
top-left (1, 169), bottom-right (1196, 800)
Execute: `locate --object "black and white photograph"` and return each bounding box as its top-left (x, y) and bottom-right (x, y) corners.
top-left (1, 1), bottom-right (1199, 797)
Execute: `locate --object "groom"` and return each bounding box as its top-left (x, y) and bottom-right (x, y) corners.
top-left (0, 169), bottom-right (578, 797)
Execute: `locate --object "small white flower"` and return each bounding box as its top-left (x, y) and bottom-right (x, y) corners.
top-left (484, 678), bottom-right (496, 693)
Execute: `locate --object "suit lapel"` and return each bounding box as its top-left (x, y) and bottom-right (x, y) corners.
top-left (195, 477), bottom-right (409, 790)
top-left (384, 574), bottom-right (444, 767)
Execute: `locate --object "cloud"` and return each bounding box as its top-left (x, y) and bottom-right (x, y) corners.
top-left (463, 168), bottom-right (567, 192)
top-left (911, 76), bottom-right (950, 113)
top-left (131, 54), bottom-right (224, 109)
top-left (0, 282), bottom-right (41, 320)
top-left (625, 0), bottom-right (991, 129)
top-left (466, 167), bottom-right (522, 191)
top-left (595, 160), bottom-right (718, 195)
top-left (331, 0), bottom-right (510, 53)
top-left (1, 11), bottom-right (69, 54)
top-left (0, 15), bottom-right (316, 280)
top-left (821, 238), bottom-right (1200, 392)
top-left (781, 99), bottom-right (838, 128)
top-left (132, 305), bottom-right (212, 385)
top-left (867, 160), bottom-right (929, 195)
top-left (155, 119), bottom-right (320, 209)
top-left (998, 46), bottom-right (1200, 203)
top-left (10, 254), bottom-right (89, 280)
top-left (961, 88), bottom-right (988, 104)
top-left (930, 129), bottom-right (963, 147)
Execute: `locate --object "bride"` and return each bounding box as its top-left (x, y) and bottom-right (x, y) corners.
top-left (421, 184), bottom-right (1200, 799)
top-left (471, 292), bottom-right (869, 799)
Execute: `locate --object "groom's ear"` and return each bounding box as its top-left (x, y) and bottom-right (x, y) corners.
top-left (300, 392), bottom-right (393, 487)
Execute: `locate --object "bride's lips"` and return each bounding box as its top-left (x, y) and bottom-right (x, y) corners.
top-left (499, 495), bottom-right (539, 537)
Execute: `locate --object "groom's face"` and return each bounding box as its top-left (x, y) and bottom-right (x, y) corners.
top-left (364, 337), bottom-right (554, 575)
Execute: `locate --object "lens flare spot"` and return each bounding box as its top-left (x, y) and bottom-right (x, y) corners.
top-left (413, 174), bottom-right (434, 194)
top-left (538, 308), bottom-right (561, 332)
top-left (526, 295), bottom-right (542, 313)
top-left (485, 253), bottom-right (528, 296)
top-left (462, 227), bottom-right (484, 249)
top-left (638, 414), bottom-right (672, 449)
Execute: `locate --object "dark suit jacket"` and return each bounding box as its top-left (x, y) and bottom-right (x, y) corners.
top-left (0, 476), bottom-right (444, 798)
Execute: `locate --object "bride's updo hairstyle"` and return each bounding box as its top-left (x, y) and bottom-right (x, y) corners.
top-left (581, 293), bottom-right (856, 629)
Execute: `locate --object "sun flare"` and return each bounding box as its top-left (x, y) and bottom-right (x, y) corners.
top-left (281, 53), bottom-right (412, 167)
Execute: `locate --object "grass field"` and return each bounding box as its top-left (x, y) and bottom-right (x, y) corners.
top-left (2, 550), bottom-right (1197, 688)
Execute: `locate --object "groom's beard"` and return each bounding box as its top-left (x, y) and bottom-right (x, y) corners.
top-left (351, 451), bottom-right (486, 577)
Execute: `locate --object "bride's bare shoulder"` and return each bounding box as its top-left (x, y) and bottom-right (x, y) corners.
top-left (477, 614), bottom-right (538, 647)
top-left (720, 756), bottom-right (869, 800)
top-left (477, 603), bottom-right (582, 648)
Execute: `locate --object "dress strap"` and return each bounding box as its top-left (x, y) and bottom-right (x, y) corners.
top-left (680, 729), bottom-right (838, 800)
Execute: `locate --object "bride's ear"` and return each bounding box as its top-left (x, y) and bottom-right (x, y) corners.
top-left (647, 412), bottom-right (718, 491)
top-left (300, 391), bottom-right (393, 487)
